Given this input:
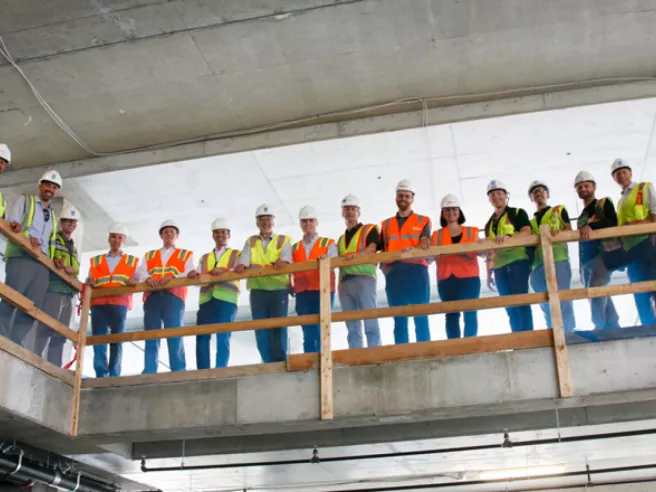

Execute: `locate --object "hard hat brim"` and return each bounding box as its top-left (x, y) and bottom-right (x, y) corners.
top-left (159, 226), bottom-right (179, 234)
top-left (39, 179), bottom-right (61, 188)
top-left (528, 185), bottom-right (549, 196)
top-left (487, 188), bottom-right (507, 195)
top-left (611, 165), bottom-right (631, 175)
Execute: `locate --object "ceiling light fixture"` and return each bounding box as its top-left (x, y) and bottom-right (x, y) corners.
top-left (479, 464), bottom-right (566, 481)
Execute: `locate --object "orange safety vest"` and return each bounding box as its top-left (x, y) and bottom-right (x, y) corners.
top-left (89, 253), bottom-right (139, 309)
top-left (381, 213), bottom-right (431, 267)
top-left (143, 248), bottom-right (192, 302)
top-left (432, 227), bottom-right (480, 280)
top-left (292, 237), bottom-right (336, 293)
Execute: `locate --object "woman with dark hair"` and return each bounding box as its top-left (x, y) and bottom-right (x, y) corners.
top-left (432, 194), bottom-right (481, 338)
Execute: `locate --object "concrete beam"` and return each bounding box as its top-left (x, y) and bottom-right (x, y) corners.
top-left (3, 80), bottom-right (656, 190)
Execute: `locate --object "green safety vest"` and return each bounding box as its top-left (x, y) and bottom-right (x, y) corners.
top-left (486, 208), bottom-right (528, 269)
top-left (337, 224), bottom-right (377, 281)
top-left (198, 249), bottom-right (240, 306)
top-left (529, 205), bottom-right (569, 269)
top-left (0, 191), bottom-right (6, 218)
top-left (247, 234), bottom-right (291, 291)
top-left (48, 232), bottom-right (80, 295)
top-left (4, 194), bottom-right (57, 260)
top-left (617, 182), bottom-right (652, 250)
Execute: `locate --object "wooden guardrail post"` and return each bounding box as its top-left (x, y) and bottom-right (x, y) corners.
top-left (319, 257), bottom-right (333, 420)
top-left (539, 224), bottom-right (573, 398)
top-left (70, 286), bottom-right (92, 435)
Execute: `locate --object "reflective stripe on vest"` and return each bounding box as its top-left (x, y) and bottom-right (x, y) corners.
top-left (486, 210), bottom-right (528, 269)
top-left (4, 194), bottom-right (57, 259)
top-left (432, 226), bottom-right (480, 280)
top-left (292, 237), bottom-right (336, 292)
top-left (144, 248), bottom-right (191, 302)
top-left (0, 191), bottom-right (6, 218)
top-left (90, 253), bottom-right (139, 309)
top-left (247, 234), bottom-right (291, 291)
top-left (381, 213), bottom-right (430, 267)
top-left (529, 205), bottom-right (569, 269)
top-left (337, 224), bottom-right (377, 280)
top-left (618, 182), bottom-right (651, 250)
top-left (198, 249), bottom-right (240, 305)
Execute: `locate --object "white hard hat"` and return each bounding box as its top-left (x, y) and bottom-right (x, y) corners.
top-left (298, 205), bottom-right (318, 220)
top-left (159, 219), bottom-right (179, 234)
top-left (0, 143), bottom-right (11, 163)
top-left (440, 194), bottom-right (461, 208)
top-left (39, 170), bottom-right (63, 188)
top-left (486, 179), bottom-right (507, 195)
top-left (255, 203), bottom-right (274, 218)
top-left (108, 222), bottom-right (128, 236)
top-left (611, 158), bottom-right (631, 175)
top-left (211, 217), bottom-right (230, 231)
top-left (528, 180), bottom-right (549, 197)
top-left (574, 171), bottom-right (596, 187)
top-left (59, 203), bottom-right (80, 220)
top-left (396, 179), bottom-right (415, 194)
top-left (341, 194), bottom-right (360, 208)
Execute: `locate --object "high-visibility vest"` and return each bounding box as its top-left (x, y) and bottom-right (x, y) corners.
top-left (618, 182), bottom-right (652, 250)
top-left (292, 237), bottom-right (336, 293)
top-left (5, 194), bottom-right (57, 260)
top-left (198, 249), bottom-right (240, 306)
top-left (337, 224), bottom-right (378, 281)
top-left (48, 232), bottom-right (80, 295)
top-left (381, 213), bottom-right (431, 267)
top-left (486, 209), bottom-right (529, 269)
top-left (247, 234), bottom-right (291, 291)
top-left (431, 227), bottom-right (480, 280)
top-left (0, 191), bottom-right (6, 218)
top-left (576, 197), bottom-right (623, 254)
top-left (89, 253), bottom-right (139, 309)
top-left (144, 248), bottom-right (192, 302)
top-left (529, 205), bottom-right (569, 269)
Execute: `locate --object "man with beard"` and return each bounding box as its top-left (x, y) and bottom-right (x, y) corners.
top-left (574, 171), bottom-right (621, 330)
top-left (0, 170), bottom-right (63, 348)
top-left (380, 180), bottom-right (432, 344)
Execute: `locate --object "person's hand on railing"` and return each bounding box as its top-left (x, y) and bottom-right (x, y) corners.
top-left (187, 270), bottom-right (200, 279)
top-left (579, 225), bottom-right (592, 241)
top-left (54, 258), bottom-right (64, 269)
top-left (550, 227), bottom-right (560, 237)
top-left (234, 264), bottom-right (248, 274)
top-left (126, 278), bottom-right (138, 286)
top-left (9, 221), bottom-right (21, 233)
top-left (487, 271), bottom-right (497, 292)
top-left (145, 277), bottom-right (159, 288)
top-left (273, 259), bottom-right (288, 269)
top-left (345, 253), bottom-right (360, 261)
top-left (159, 277), bottom-right (172, 287)
top-left (494, 235), bottom-right (509, 244)
top-left (86, 277), bottom-right (97, 287)
top-left (210, 267), bottom-right (226, 276)
top-left (419, 237), bottom-right (431, 250)
top-left (29, 237), bottom-right (41, 250)
top-left (64, 266), bottom-right (74, 275)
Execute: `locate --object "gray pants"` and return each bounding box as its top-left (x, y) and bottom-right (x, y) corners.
top-left (338, 275), bottom-right (381, 348)
top-left (580, 255), bottom-right (620, 330)
top-left (0, 256), bottom-right (50, 347)
top-left (34, 291), bottom-right (74, 367)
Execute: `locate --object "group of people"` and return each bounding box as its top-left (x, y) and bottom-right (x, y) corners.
top-left (0, 141), bottom-right (654, 378)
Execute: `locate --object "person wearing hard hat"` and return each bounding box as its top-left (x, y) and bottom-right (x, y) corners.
top-left (0, 170), bottom-right (62, 348)
top-left (187, 218), bottom-right (240, 369)
top-left (574, 171), bottom-right (621, 330)
top-left (0, 144), bottom-right (11, 217)
top-left (484, 180), bottom-right (534, 332)
top-left (432, 194), bottom-right (481, 339)
top-left (527, 181), bottom-right (576, 332)
top-left (291, 206), bottom-right (338, 353)
top-left (337, 195), bottom-right (382, 348)
top-left (130, 220), bottom-right (194, 374)
top-left (86, 223), bottom-right (139, 377)
top-left (380, 179), bottom-right (432, 344)
top-left (32, 203), bottom-right (81, 366)
top-left (610, 158), bottom-right (656, 326)
top-left (234, 204), bottom-right (293, 362)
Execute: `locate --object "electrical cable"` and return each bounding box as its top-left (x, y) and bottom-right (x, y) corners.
top-left (2, 31), bottom-right (656, 159)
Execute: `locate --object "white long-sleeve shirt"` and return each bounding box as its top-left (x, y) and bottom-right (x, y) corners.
top-left (132, 247), bottom-right (195, 282)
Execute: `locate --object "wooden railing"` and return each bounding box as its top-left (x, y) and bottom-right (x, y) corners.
top-left (1, 215), bottom-right (655, 436)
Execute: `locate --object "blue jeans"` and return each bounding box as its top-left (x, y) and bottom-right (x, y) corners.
top-left (580, 255), bottom-right (620, 330)
top-left (338, 275), bottom-right (381, 348)
top-left (295, 290), bottom-right (335, 353)
top-left (437, 275), bottom-right (481, 339)
top-left (91, 304), bottom-right (128, 377)
top-left (196, 298), bottom-right (238, 369)
top-left (626, 240), bottom-right (656, 326)
top-left (250, 290), bottom-right (289, 363)
top-left (143, 291), bottom-right (186, 374)
top-left (384, 263), bottom-right (431, 344)
top-left (530, 261), bottom-right (576, 332)
top-left (494, 259), bottom-right (534, 332)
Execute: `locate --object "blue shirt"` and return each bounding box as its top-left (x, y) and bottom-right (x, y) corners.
top-left (7, 195), bottom-right (55, 256)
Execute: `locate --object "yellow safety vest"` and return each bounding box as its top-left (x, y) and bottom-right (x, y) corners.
top-left (247, 234), bottom-right (291, 291)
top-left (48, 232), bottom-right (80, 295)
top-left (337, 224), bottom-right (377, 281)
top-left (529, 205), bottom-right (569, 269)
top-left (618, 182), bottom-right (652, 250)
top-left (486, 209), bottom-right (528, 269)
top-left (4, 194), bottom-right (57, 260)
top-left (0, 191), bottom-right (6, 218)
top-left (198, 249), bottom-right (240, 305)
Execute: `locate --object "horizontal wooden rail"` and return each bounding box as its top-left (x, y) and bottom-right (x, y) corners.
top-left (0, 334), bottom-right (75, 385)
top-left (0, 282), bottom-right (78, 341)
top-left (0, 218), bottom-right (83, 291)
top-left (92, 223), bottom-right (656, 298)
top-left (288, 330), bottom-right (554, 371)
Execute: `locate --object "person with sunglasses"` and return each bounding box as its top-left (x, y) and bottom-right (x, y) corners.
top-left (0, 170), bottom-right (63, 350)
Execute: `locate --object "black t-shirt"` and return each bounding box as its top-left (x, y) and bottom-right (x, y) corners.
top-left (534, 205), bottom-right (571, 225)
top-left (451, 234), bottom-right (462, 244)
top-left (485, 207), bottom-right (531, 237)
top-left (577, 198), bottom-right (618, 264)
top-left (343, 223), bottom-right (382, 250)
